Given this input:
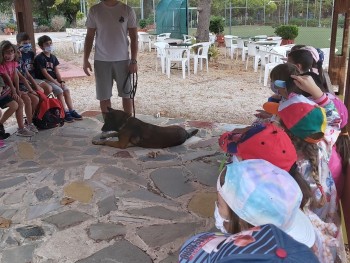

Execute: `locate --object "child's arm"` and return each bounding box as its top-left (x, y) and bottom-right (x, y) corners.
top-left (1, 73), bottom-right (20, 100)
top-left (290, 75), bottom-right (324, 100)
top-left (18, 70), bottom-right (35, 93)
top-left (24, 69), bottom-right (41, 91)
top-left (54, 67), bottom-right (65, 89)
top-left (40, 68), bottom-right (61, 87)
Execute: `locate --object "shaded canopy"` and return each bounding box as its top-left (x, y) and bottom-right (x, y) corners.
top-left (156, 0), bottom-right (188, 39)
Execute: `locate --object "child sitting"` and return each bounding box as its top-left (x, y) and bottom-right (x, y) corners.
top-left (215, 159), bottom-right (315, 249)
top-left (0, 41), bottom-right (35, 136)
top-left (16, 32), bottom-right (52, 95)
top-left (34, 35), bottom-right (82, 122)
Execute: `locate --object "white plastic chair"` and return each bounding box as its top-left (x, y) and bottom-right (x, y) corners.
top-left (183, 34), bottom-right (196, 44)
top-left (157, 33), bottom-right (171, 42)
top-left (190, 42), bottom-right (210, 74)
top-left (209, 33), bottom-right (216, 45)
top-left (138, 32), bottom-right (151, 52)
top-left (154, 42), bottom-right (169, 73)
top-left (224, 35), bottom-right (238, 59)
top-left (71, 35), bottom-right (84, 53)
top-left (254, 35), bottom-right (268, 41)
top-left (259, 50), bottom-right (284, 86)
top-left (245, 43), bottom-right (260, 72)
top-left (165, 47), bottom-right (190, 79)
top-left (236, 38), bottom-right (248, 61)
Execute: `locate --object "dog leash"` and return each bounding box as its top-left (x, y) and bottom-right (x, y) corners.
top-left (122, 72), bottom-right (138, 117)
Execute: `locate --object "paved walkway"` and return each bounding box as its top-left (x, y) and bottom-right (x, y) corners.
top-left (0, 111), bottom-right (246, 263)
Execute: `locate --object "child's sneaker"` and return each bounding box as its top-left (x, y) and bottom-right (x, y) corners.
top-left (26, 123), bottom-right (39, 133)
top-left (70, 110), bottom-right (83, 120)
top-left (17, 127), bottom-right (35, 137)
top-left (64, 111), bottom-right (74, 123)
top-left (0, 124), bottom-right (11, 139)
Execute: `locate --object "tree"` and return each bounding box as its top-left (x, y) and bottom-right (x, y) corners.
top-left (196, 0), bottom-right (212, 42)
top-left (55, 0), bottom-right (80, 26)
top-left (33, 0), bottom-right (56, 23)
top-left (0, 0), bottom-right (13, 14)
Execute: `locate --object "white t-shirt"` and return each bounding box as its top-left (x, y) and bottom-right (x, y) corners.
top-left (86, 1), bottom-right (137, 61)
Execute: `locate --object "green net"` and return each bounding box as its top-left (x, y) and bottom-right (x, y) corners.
top-left (156, 0), bottom-right (188, 39)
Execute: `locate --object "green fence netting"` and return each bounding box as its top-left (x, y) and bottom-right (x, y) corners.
top-left (156, 0), bottom-right (188, 39)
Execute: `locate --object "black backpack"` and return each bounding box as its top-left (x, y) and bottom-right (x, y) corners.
top-left (33, 91), bottom-right (64, 129)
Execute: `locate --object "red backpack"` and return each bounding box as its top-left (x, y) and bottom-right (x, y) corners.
top-left (33, 91), bottom-right (65, 129)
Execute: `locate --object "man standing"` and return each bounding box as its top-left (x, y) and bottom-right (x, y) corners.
top-left (83, 0), bottom-right (138, 116)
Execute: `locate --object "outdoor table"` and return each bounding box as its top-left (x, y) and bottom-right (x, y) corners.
top-left (162, 38), bottom-right (183, 44)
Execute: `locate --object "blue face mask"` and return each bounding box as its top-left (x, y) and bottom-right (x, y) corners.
top-left (19, 43), bottom-right (32, 53)
top-left (44, 45), bottom-right (54, 53)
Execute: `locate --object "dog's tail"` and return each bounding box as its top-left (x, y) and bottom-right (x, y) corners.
top-left (186, 129), bottom-right (199, 139)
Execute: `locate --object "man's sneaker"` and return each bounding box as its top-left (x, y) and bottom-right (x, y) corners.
top-left (17, 127), bottom-right (35, 137)
top-left (70, 110), bottom-right (83, 120)
top-left (64, 111), bottom-right (74, 123)
top-left (26, 123), bottom-right (39, 133)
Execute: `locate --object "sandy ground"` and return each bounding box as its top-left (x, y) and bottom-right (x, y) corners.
top-left (54, 42), bottom-right (273, 125)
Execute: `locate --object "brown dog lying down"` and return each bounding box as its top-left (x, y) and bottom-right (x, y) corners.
top-left (92, 107), bottom-right (199, 149)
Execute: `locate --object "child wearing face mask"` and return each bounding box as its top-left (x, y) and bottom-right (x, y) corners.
top-left (16, 32), bottom-right (52, 95)
top-left (34, 35), bottom-right (82, 123)
top-left (0, 41), bottom-right (36, 136)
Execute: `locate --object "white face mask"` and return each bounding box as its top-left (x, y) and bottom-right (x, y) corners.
top-left (44, 45), bottom-right (54, 53)
top-left (214, 202), bottom-right (229, 234)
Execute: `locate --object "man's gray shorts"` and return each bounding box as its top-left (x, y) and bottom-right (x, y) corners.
top-left (94, 60), bottom-right (132, 100)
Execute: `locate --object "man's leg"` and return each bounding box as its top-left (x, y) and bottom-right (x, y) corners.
top-left (122, 98), bottom-right (133, 115)
top-left (100, 99), bottom-right (111, 120)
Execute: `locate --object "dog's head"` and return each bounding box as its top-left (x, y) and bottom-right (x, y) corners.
top-left (101, 107), bottom-right (132, 132)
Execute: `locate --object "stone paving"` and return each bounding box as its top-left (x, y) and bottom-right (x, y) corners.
top-left (0, 111), bottom-right (246, 263)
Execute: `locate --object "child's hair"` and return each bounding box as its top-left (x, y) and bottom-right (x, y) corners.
top-left (38, 35), bottom-right (52, 48)
top-left (290, 44), bottom-right (307, 52)
top-left (16, 32), bottom-right (30, 44)
top-left (285, 71), bottom-right (325, 97)
top-left (219, 168), bottom-right (253, 234)
top-left (287, 49), bottom-right (314, 73)
top-left (270, 63), bottom-right (300, 82)
top-left (288, 47), bottom-right (327, 91)
top-left (336, 128), bottom-right (350, 175)
top-left (283, 125), bottom-right (326, 208)
top-left (0, 40), bottom-right (19, 64)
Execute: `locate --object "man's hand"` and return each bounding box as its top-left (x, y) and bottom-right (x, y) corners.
top-left (83, 60), bottom-right (93, 76)
top-left (128, 63), bottom-right (138, 74)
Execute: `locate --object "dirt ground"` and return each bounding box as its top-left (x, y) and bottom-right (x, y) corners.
top-left (54, 42), bottom-right (273, 125)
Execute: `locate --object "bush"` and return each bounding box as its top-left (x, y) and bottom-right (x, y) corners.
top-left (36, 25), bottom-right (51, 33)
top-left (209, 16), bottom-right (224, 35)
top-left (76, 11), bottom-right (85, 21)
top-left (76, 17), bottom-right (87, 28)
top-left (51, 15), bottom-right (66, 32)
top-left (146, 14), bottom-right (154, 26)
top-left (139, 19), bottom-right (147, 29)
top-left (5, 22), bottom-right (16, 31)
top-left (289, 18), bottom-right (304, 27)
top-left (274, 25), bottom-right (299, 40)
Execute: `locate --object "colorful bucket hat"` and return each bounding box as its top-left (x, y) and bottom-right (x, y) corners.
top-left (278, 94), bottom-right (327, 143)
top-left (218, 123), bottom-right (297, 171)
top-left (218, 159), bottom-right (316, 248)
top-left (179, 224), bottom-right (319, 263)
